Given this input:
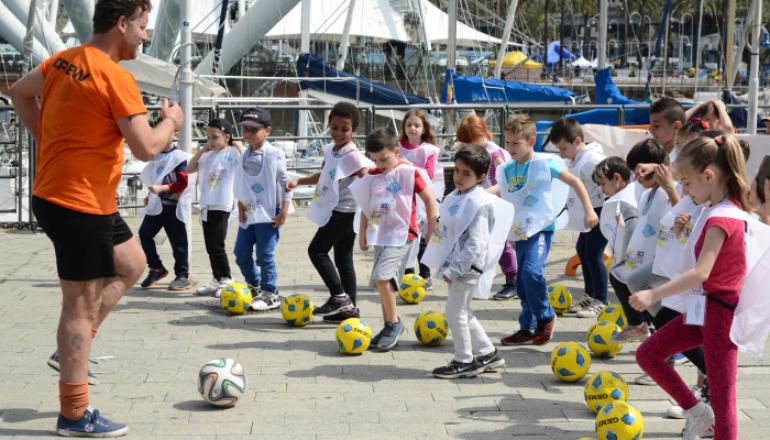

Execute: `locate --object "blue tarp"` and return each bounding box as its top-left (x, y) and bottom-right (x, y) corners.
top-left (546, 42), bottom-right (576, 66)
top-left (594, 67), bottom-right (643, 106)
top-left (441, 69), bottom-right (575, 104)
top-left (296, 53), bottom-right (429, 106)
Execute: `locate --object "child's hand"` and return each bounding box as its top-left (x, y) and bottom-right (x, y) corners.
top-left (635, 163), bottom-right (656, 181)
top-left (673, 213), bottom-right (692, 237)
top-left (442, 275), bottom-right (452, 285)
top-left (359, 234), bottom-right (369, 252)
top-left (653, 164), bottom-right (676, 190)
top-left (147, 184), bottom-right (164, 194)
top-left (272, 212), bottom-right (287, 228)
top-left (629, 289), bottom-right (656, 312)
top-left (143, 196), bottom-right (148, 206)
top-left (285, 180), bottom-right (298, 191)
top-left (584, 210), bottom-right (599, 229)
top-left (750, 179), bottom-right (770, 225)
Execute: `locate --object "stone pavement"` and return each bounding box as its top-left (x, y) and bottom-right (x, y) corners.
top-left (1, 208), bottom-right (770, 439)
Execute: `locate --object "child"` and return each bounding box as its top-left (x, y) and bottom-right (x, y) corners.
top-left (189, 118), bottom-right (243, 296)
top-left (494, 115), bottom-right (598, 346)
top-left (233, 108), bottom-right (291, 311)
top-left (285, 102), bottom-right (373, 322)
top-left (685, 99), bottom-right (735, 133)
top-left (423, 145), bottom-right (508, 378)
top-left (399, 109), bottom-right (444, 286)
top-left (648, 97), bottom-right (686, 160)
top-left (630, 134), bottom-right (754, 440)
top-left (456, 114), bottom-right (518, 300)
top-left (350, 128), bottom-right (437, 351)
top-left (138, 133), bottom-right (193, 290)
top-left (549, 118), bottom-right (608, 317)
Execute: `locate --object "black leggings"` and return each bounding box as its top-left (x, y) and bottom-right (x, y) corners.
top-left (308, 211), bottom-right (357, 303)
top-left (653, 306), bottom-right (707, 375)
top-left (201, 209), bottom-right (231, 280)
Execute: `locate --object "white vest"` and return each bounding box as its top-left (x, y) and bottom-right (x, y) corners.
top-left (652, 196), bottom-right (706, 280)
top-left (198, 146), bottom-right (240, 213)
top-left (565, 143), bottom-right (606, 232)
top-left (400, 142), bottom-right (445, 199)
top-left (140, 148), bottom-right (194, 224)
top-left (623, 187), bottom-right (669, 271)
top-left (306, 142), bottom-right (373, 227)
top-left (349, 164), bottom-right (415, 247)
top-left (234, 143), bottom-right (290, 227)
top-left (599, 182), bottom-right (638, 281)
top-left (496, 153), bottom-right (569, 240)
top-left (483, 140), bottom-right (511, 188)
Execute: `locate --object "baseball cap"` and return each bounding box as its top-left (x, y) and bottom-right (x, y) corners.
top-left (239, 108), bottom-right (271, 128)
top-left (208, 118), bottom-right (234, 145)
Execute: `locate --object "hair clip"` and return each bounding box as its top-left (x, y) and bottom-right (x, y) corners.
top-left (714, 134), bottom-right (724, 146)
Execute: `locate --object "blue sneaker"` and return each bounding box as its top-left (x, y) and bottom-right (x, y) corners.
top-left (375, 318), bottom-right (404, 351)
top-left (47, 351), bottom-right (100, 385)
top-left (668, 352), bottom-right (690, 366)
top-left (56, 406), bottom-right (128, 437)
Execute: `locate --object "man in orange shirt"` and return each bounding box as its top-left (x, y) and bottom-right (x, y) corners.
top-left (8, 0), bottom-right (183, 437)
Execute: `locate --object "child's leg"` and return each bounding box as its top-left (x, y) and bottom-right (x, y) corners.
top-left (498, 241), bottom-right (518, 284)
top-left (445, 280), bottom-right (477, 362)
top-left (206, 210), bottom-right (231, 280)
top-left (307, 213), bottom-right (347, 297)
top-left (376, 280), bottom-right (398, 322)
top-left (371, 244), bottom-right (411, 323)
top-left (514, 239), bottom-right (534, 331)
top-left (465, 285), bottom-right (495, 356)
top-left (579, 218), bottom-right (609, 303)
top-left (702, 300), bottom-right (738, 439)
top-left (234, 225), bottom-right (259, 286)
top-left (609, 274), bottom-right (647, 327)
top-left (254, 223), bottom-right (280, 293)
top-left (653, 307), bottom-right (707, 375)
top-left (161, 206), bottom-right (189, 277)
top-left (576, 232), bottom-right (591, 296)
top-left (520, 231), bottom-right (554, 324)
top-left (332, 213), bottom-right (357, 304)
top-left (138, 214), bottom-right (164, 270)
top-left (417, 238), bottom-right (431, 280)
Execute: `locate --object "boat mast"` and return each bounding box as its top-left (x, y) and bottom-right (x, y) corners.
top-left (297, 0), bottom-right (310, 150)
top-left (336, 0), bottom-right (356, 71)
top-left (179, 0), bottom-right (193, 154)
top-left (724, 0), bottom-right (736, 90)
top-left (493, 0), bottom-right (519, 80)
top-left (597, 0), bottom-right (607, 69)
top-left (693, 0), bottom-right (704, 96)
top-left (746, 0), bottom-right (762, 133)
top-left (447, 0), bottom-right (457, 70)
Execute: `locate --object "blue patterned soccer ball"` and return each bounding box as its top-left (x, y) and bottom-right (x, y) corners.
top-left (597, 303), bottom-right (628, 330)
top-left (335, 318), bottom-right (372, 354)
top-left (587, 321), bottom-right (624, 358)
top-left (219, 282), bottom-right (253, 315)
top-left (584, 371), bottom-right (630, 413)
top-left (281, 294), bottom-right (314, 327)
top-left (398, 274), bottom-right (428, 304)
top-left (197, 358), bottom-right (247, 407)
top-left (548, 283), bottom-right (573, 315)
top-left (413, 310), bottom-right (449, 346)
top-left (595, 401), bottom-right (644, 440)
top-left (550, 342), bottom-right (591, 383)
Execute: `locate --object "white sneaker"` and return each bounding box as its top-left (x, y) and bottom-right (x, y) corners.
top-left (576, 299), bottom-right (605, 318)
top-left (566, 296), bottom-right (592, 314)
top-left (683, 402), bottom-right (715, 440)
top-left (635, 373), bottom-right (656, 386)
top-left (667, 385), bottom-right (703, 419)
top-left (195, 278), bottom-right (230, 297)
top-left (214, 278), bottom-right (233, 298)
top-left (249, 292), bottom-right (281, 311)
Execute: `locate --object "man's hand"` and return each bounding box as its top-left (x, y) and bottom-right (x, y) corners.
top-left (161, 98), bottom-right (183, 130)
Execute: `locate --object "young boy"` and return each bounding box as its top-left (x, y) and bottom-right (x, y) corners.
top-left (138, 133), bottom-right (193, 290)
top-left (350, 128), bottom-right (437, 351)
top-left (549, 118), bottom-right (608, 317)
top-left (422, 145), bottom-right (508, 378)
top-left (493, 115), bottom-right (598, 346)
top-left (285, 102), bottom-right (373, 322)
top-left (189, 118), bottom-right (243, 296)
top-left (648, 97), bottom-right (686, 161)
top-left (233, 108), bottom-right (292, 311)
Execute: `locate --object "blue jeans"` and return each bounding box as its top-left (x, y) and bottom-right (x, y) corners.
top-left (234, 222), bottom-right (280, 292)
top-left (515, 230), bottom-right (554, 331)
top-left (576, 207), bottom-right (608, 304)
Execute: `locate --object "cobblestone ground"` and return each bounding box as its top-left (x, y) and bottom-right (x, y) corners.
top-left (1, 208), bottom-right (769, 439)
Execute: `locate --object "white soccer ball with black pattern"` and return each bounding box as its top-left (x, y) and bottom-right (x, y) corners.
top-left (197, 358), bottom-right (247, 407)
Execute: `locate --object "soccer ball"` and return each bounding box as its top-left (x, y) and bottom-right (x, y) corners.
top-left (219, 282), bottom-right (253, 315)
top-left (550, 342), bottom-right (591, 382)
top-left (413, 310), bottom-right (449, 346)
top-left (335, 318), bottom-right (372, 354)
top-left (584, 371), bottom-right (629, 413)
top-left (587, 321), bottom-right (624, 358)
top-left (595, 401), bottom-right (644, 440)
top-left (398, 274), bottom-right (427, 304)
top-left (597, 303), bottom-right (628, 330)
top-left (548, 283), bottom-right (572, 315)
top-left (197, 358), bottom-right (247, 407)
top-left (281, 294), bottom-right (314, 327)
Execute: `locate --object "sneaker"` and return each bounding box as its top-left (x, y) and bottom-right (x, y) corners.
top-left (432, 360), bottom-right (484, 379)
top-left (500, 329), bottom-right (535, 346)
top-left (667, 385), bottom-right (705, 419)
top-left (314, 294), bottom-right (353, 316)
top-left (492, 283), bottom-right (517, 300)
top-left (47, 351), bottom-right (99, 385)
top-left (247, 283), bottom-right (261, 296)
top-left (576, 299), bottom-right (605, 318)
top-left (475, 349), bottom-right (506, 372)
top-left (532, 316), bottom-right (556, 345)
top-left (566, 296), bottom-right (593, 314)
top-left (56, 405), bottom-right (128, 437)
top-left (375, 318), bottom-right (405, 351)
top-left (167, 276), bottom-right (192, 291)
top-left (423, 277), bottom-right (433, 290)
top-left (668, 352), bottom-right (690, 366)
top-left (140, 267), bottom-right (168, 289)
top-left (249, 292), bottom-right (281, 311)
top-left (194, 278), bottom-right (222, 297)
top-left (369, 329), bottom-right (383, 349)
top-left (322, 306), bottom-right (360, 323)
top-left (611, 323), bottom-right (650, 343)
top-left (682, 402), bottom-right (715, 440)
top-left (634, 373), bottom-right (656, 386)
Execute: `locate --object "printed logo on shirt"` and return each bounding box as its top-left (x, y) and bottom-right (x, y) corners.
top-left (52, 57), bottom-right (91, 82)
top-left (448, 204), bottom-right (460, 216)
top-left (312, 184), bottom-right (329, 201)
top-left (431, 223), bottom-right (449, 243)
top-left (370, 202), bottom-right (391, 225)
top-left (625, 250), bottom-right (645, 269)
top-left (208, 171), bottom-right (222, 187)
top-left (657, 227), bottom-right (674, 247)
top-left (251, 183), bottom-right (265, 194)
top-left (507, 175), bottom-right (526, 192)
top-left (385, 181), bottom-right (402, 194)
top-left (642, 224), bottom-right (657, 237)
top-left (523, 195), bottom-right (538, 208)
top-left (328, 168), bottom-right (336, 179)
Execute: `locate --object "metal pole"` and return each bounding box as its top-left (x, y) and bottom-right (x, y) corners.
top-left (693, 0), bottom-right (704, 96)
top-left (22, 0), bottom-right (38, 226)
top-left (598, 0), bottom-right (607, 69)
top-left (179, 0), bottom-right (193, 154)
top-left (447, 0), bottom-right (457, 70)
top-left (297, 0), bottom-right (310, 150)
top-left (48, 0), bottom-right (59, 24)
top-left (493, 0), bottom-right (518, 80)
top-left (724, 0), bottom-right (736, 89)
top-left (336, 0), bottom-right (356, 71)
top-left (746, 0), bottom-right (762, 134)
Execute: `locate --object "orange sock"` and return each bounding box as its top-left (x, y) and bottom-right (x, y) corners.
top-left (59, 381), bottom-right (89, 420)
top-left (91, 328), bottom-right (97, 340)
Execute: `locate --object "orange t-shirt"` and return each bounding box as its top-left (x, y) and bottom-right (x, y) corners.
top-left (34, 45), bottom-right (146, 215)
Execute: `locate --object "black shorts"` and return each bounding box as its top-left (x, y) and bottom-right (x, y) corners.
top-left (32, 196), bottom-right (133, 281)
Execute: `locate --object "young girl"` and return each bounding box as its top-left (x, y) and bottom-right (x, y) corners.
top-left (630, 134), bottom-right (751, 440)
top-left (456, 115), bottom-right (517, 299)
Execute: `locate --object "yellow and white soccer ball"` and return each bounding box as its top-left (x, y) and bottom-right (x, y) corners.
top-left (584, 371), bottom-right (629, 413)
top-left (219, 282), bottom-right (253, 315)
top-left (597, 303), bottom-right (628, 330)
top-left (197, 357), bottom-right (247, 407)
top-left (548, 283), bottom-right (572, 315)
top-left (587, 321), bottom-right (624, 358)
top-left (398, 274), bottom-right (428, 304)
top-left (550, 341), bottom-right (591, 383)
top-left (595, 401), bottom-right (644, 440)
top-left (281, 293), bottom-right (314, 327)
top-left (335, 318), bottom-right (372, 354)
top-left (414, 310), bottom-right (449, 346)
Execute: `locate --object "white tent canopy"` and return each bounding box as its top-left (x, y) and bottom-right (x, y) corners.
top-left (571, 56), bottom-right (594, 68)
